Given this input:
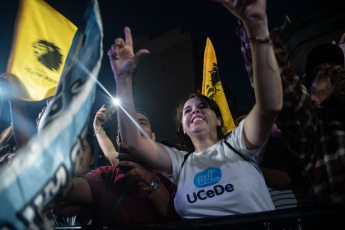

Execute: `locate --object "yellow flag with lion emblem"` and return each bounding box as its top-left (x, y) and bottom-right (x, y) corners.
top-left (6, 0), bottom-right (77, 101)
top-left (202, 37), bottom-right (235, 135)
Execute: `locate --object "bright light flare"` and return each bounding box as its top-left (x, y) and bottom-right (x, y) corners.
top-left (112, 97), bottom-right (120, 106)
top-left (76, 61), bottom-right (150, 141)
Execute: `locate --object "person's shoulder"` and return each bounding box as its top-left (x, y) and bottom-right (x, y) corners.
top-left (225, 120), bottom-right (245, 142)
top-left (82, 165), bottom-right (122, 183)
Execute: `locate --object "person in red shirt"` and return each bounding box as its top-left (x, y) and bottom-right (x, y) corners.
top-left (54, 108), bottom-right (179, 227)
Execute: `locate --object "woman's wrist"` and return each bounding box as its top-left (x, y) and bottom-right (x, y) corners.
top-left (94, 126), bottom-right (104, 136)
top-left (243, 18), bottom-right (269, 39)
top-left (115, 73), bottom-right (132, 83)
top-left (248, 36), bottom-right (271, 45)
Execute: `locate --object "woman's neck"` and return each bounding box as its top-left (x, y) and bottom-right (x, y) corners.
top-left (191, 132), bottom-right (219, 153)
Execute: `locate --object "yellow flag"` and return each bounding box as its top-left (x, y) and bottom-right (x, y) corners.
top-left (202, 37), bottom-right (235, 135)
top-left (6, 0), bottom-right (77, 101)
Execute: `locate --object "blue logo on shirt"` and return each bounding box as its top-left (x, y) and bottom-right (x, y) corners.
top-left (194, 167), bottom-right (221, 188)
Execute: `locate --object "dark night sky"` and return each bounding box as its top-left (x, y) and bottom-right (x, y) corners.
top-left (0, 0), bottom-right (344, 128)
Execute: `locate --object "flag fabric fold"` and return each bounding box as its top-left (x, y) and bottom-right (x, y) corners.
top-left (6, 0), bottom-right (77, 101)
top-left (0, 0), bottom-right (103, 229)
top-left (202, 37), bottom-right (235, 135)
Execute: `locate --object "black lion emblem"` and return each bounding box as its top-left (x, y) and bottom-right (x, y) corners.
top-left (33, 40), bottom-right (63, 71)
top-left (206, 62), bottom-right (221, 99)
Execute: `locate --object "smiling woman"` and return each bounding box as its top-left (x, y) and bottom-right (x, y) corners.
top-left (164, 90), bottom-right (277, 218)
top-left (175, 93), bottom-right (224, 154)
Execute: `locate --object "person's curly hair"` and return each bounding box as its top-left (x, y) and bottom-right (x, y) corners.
top-left (175, 93), bottom-right (225, 153)
top-left (309, 64), bottom-right (345, 105)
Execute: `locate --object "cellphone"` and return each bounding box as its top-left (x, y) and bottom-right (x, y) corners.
top-left (117, 129), bottom-right (132, 174)
top-left (101, 103), bottom-right (118, 122)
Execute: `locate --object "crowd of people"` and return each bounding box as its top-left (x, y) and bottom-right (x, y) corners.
top-left (1, 0), bottom-right (345, 228)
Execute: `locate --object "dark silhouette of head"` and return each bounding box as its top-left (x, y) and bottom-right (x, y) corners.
top-left (305, 44), bottom-right (344, 89)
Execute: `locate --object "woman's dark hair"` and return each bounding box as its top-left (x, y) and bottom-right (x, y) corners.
top-left (175, 93), bottom-right (225, 153)
top-left (0, 126), bottom-right (18, 157)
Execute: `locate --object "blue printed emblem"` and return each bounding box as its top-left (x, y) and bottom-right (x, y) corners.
top-left (194, 167), bottom-right (221, 188)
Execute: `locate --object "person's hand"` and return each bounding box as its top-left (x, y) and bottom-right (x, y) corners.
top-left (117, 153), bottom-right (154, 184)
top-left (332, 33), bottom-right (345, 57)
top-left (93, 105), bottom-right (108, 128)
top-left (213, 0), bottom-right (267, 25)
top-left (107, 27), bottom-right (149, 81)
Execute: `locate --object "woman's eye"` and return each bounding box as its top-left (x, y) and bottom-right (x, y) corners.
top-left (184, 109), bottom-right (191, 115)
top-left (199, 103), bottom-right (206, 109)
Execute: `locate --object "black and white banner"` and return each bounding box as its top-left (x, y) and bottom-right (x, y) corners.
top-left (0, 0), bottom-right (103, 229)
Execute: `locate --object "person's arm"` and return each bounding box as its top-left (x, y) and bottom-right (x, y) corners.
top-left (216, 0), bottom-right (282, 149)
top-left (93, 105), bottom-right (119, 166)
top-left (54, 177), bottom-right (92, 217)
top-left (107, 27), bottom-right (172, 174)
top-left (237, 15), bottom-right (319, 158)
top-left (147, 180), bottom-right (177, 219)
top-left (117, 157), bottom-right (175, 218)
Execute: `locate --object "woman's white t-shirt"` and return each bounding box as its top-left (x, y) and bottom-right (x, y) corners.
top-left (162, 120), bottom-right (275, 219)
